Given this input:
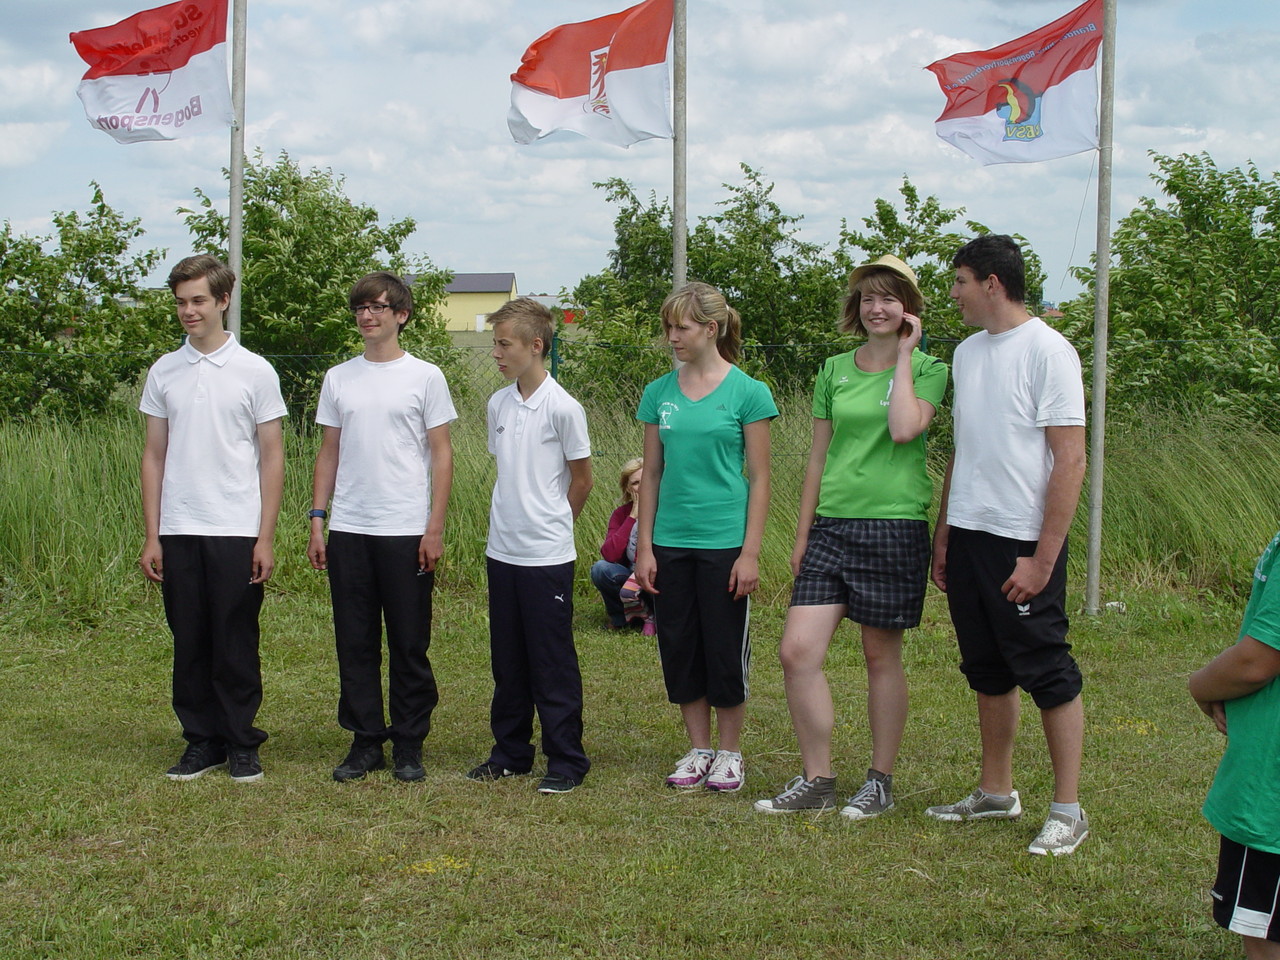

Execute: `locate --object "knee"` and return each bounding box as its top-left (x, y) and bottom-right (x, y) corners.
top-left (779, 634), bottom-right (824, 676)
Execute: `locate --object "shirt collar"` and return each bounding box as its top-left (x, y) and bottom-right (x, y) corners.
top-left (181, 331), bottom-right (238, 367)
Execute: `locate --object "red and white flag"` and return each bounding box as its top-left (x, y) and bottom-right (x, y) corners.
top-left (509, 0), bottom-right (673, 148)
top-left (70, 0), bottom-right (233, 144)
top-left (925, 0), bottom-right (1103, 165)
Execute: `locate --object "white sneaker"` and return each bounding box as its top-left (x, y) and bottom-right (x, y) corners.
top-left (665, 749), bottom-right (714, 789)
top-left (1028, 810), bottom-right (1089, 856)
top-left (704, 751), bottom-right (744, 792)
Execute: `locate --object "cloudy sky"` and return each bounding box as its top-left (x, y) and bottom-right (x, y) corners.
top-left (3, 0), bottom-right (1279, 307)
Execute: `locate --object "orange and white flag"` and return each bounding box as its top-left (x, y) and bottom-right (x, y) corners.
top-left (70, 0), bottom-right (233, 144)
top-left (509, 0), bottom-right (673, 148)
top-left (926, 0), bottom-right (1103, 165)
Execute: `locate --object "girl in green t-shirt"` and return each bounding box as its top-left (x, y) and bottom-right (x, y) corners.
top-left (635, 282), bottom-right (778, 794)
top-left (754, 256), bottom-right (948, 818)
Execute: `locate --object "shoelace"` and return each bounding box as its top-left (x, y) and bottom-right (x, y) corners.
top-left (849, 779), bottom-right (885, 808)
top-left (777, 775), bottom-right (808, 800)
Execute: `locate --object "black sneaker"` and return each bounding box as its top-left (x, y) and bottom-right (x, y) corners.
top-left (537, 774), bottom-right (580, 794)
top-left (228, 747), bottom-right (264, 783)
top-left (166, 742), bottom-right (227, 781)
top-left (333, 744), bottom-right (385, 782)
top-left (466, 760), bottom-right (523, 781)
top-left (392, 743), bottom-right (425, 782)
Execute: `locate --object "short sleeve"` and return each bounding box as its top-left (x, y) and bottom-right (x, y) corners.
top-left (1033, 347), bottom-right (1085, 427)
top-left (913, 352), bottom-right (949, 409)
top-left (315, 370), bottom-right (340, 427)
top-left (486, 391), bottom-right (500, 456)
top-left (421, 364), bottom-right (458, 431)
top-left (739, 374), bottom-right (779, 425)
top-left (637, 379), bottom-right (660, 425)
top-left (138, 365), bottom-right (166, 418)
top-left (251, 361), bottom-right (287, 423)
top-left (811, 357), bottom-right (836, 420)
top-left (554, 396), bottom-right (592, 461)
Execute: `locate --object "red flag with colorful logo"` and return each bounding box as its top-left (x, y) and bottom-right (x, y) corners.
top-left (70, 0), bottom-right (233, 144)
top-left (925, 0), bottom-right (1102, 165)
top-left (509, 0), bottom-right (673, 148)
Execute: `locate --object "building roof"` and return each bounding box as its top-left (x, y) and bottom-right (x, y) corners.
top-left (444, 273), bottom-right (516, 294)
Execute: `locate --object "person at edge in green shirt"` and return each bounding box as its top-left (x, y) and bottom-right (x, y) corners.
top-left (1191, 529), bottom-right (1280, 960)
top-left (754, 255), bottom-right (948, 820)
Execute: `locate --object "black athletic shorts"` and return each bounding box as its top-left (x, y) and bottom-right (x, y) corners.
top-left (944, 527), bottom-right (1082, 709)
top-left (1213, 835), bottom-right (1280, 942)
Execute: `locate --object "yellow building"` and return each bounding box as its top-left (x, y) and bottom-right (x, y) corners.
top-left (440, 273), bottom-right (517, 332)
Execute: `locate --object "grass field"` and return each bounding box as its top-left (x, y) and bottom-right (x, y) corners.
top-left (0, 402), bottom-right (1272, 959)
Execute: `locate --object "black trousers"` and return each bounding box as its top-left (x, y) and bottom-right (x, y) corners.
top-left (160, 535), bottom-right (266, 749)
top-left (485, 558), bottom-right (589, 780)
top-left (327, 532), bottom-right (438, 747)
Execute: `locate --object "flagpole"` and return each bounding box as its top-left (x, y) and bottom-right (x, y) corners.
top-left (671, 0), bottom-right (687, 289)
top-left (1084, 0), bottom-right (1116, 616)
top-left (226, 0), bottom-right (247, 337)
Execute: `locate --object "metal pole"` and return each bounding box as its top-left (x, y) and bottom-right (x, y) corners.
top-left (1084, 0), bottom-right (1116, 616)
top-left (226, 0), bottom-right (247, 337)
top-left (671, 0), bottom-right (687, 289)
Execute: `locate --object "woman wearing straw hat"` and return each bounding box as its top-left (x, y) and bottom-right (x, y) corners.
top-left (755, 255), bottom-right (948, 819)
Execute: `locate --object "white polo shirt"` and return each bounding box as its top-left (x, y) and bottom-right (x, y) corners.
top-left (139, 334), bottom-right (287, 537)
top-left (948, 317), bottom-right (1085, 541)
top-left (486, 374), bottom-right (591, 566)
top-left (315, 353), bottom-right (457, 536)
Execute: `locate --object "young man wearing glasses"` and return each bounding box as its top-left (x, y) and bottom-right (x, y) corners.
top-left (307, 272), bottom-right (457, 783)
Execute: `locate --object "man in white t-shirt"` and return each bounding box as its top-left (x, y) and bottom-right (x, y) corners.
top-left (927, 235), bottom-right (1089, 856)
top-left (140, 255), bottom-right (287, 784)
top-left (308, 272), bottom-right (456, 783)
top-left (465, 298), bottom-right (593, 794)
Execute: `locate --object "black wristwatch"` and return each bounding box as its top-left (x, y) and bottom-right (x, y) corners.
top-left (308, 509), bottom-right (327, 520)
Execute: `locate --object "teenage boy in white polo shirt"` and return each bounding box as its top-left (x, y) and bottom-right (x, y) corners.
top-left (308, 272), bottom-right (456, 783)
top-left (139, 254), bottom-right (286, 783)
top-left (466, 298), bottom-right (593, 794)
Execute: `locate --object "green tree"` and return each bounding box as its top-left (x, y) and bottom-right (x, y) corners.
top-left (0, 184), bottom-right (170, 420)
top-left (1061, 152), bottom-right (1280, 419)
top-left (181, 150), bottom-right (459, 415)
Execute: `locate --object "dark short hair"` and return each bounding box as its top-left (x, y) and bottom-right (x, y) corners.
top-left (167, 254), bottom-right (235, 302)
top-left (487, 298), bottom-right (554, 358)
top-left (349, 272), bottom-right (413, 330)
top-left (953, 234), bottom-right (1026, 304)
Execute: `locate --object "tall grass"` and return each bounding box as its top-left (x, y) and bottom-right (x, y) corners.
top-left (2, 401), bottom-right (1277, 626)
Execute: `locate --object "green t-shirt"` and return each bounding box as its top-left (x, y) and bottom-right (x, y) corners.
top-left (637, 365), bottom-right (778, 549)
top-left (1203, 528), bottom-right (1280, 854)
top-left (812, 348), bottom-right (949, 521)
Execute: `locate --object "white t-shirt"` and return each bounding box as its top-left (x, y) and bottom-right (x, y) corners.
top-left (139, 334), bottom-right (287, 537)
top-left (486, 374), bottom-right (592, 566)
top-left (316, 353), bottom-right (457, 536)
top-left (948, 317), bottom-right (1085, 541)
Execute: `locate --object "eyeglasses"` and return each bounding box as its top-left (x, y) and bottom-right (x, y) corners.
top-left (352, 302), bottom-right (391, 316)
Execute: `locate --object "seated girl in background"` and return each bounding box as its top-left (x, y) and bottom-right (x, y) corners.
top-left (590, 457), bottom-right (644, 629)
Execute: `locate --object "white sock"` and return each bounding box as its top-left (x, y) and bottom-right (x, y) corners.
top-left (1050, 801), bottom-right (1082, 820)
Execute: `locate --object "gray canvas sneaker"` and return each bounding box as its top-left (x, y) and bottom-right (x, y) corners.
top-left (925, 788), bottom-right (1022, 821)
top-left (1028, 809), bottom-right (1089, 855)
top-left (840, 773), bottom-right (894, 821)
top-left (753, 775), bottom-right (836, 813)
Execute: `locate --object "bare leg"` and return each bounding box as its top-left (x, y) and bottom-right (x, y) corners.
top-left (1041, 693), bottom-right (1084, 804)
top-left (977, 689), bottom-right (1019, 795)
top-left (680, 698), bottom-right (712, 751)
top-left (779, 604), bottom-right (845, 778)
top-left (714, 703), bottom-right (746, 753)
top-left (1244, 935), bottom-right (1280, 960)
top-left (862, 626), bottom-right (907, 776)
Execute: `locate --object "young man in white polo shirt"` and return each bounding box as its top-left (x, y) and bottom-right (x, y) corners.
top-left (308, 272), bottom-right (456, 783)
top-left (467, 298), bottom-right (593, 794)
top-left (140, 254), bottom-right (286, 783)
